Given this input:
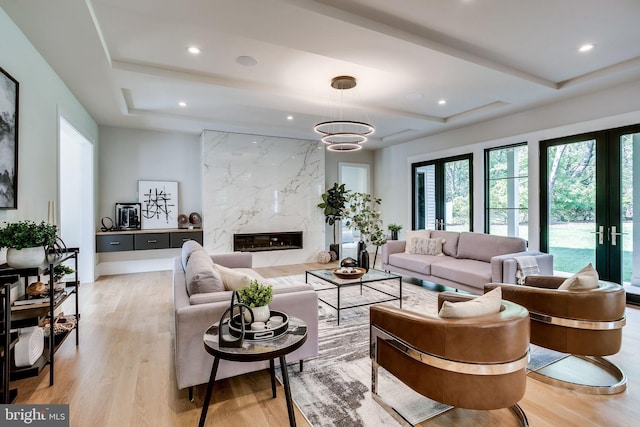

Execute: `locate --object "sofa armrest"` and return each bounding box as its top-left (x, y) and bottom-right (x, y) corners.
top-left (490, 251), bottom-right (554, 283)
top-left (210, 252), bottom-right (253, 268)
top-left (381, 240), bottom-right (406, 265)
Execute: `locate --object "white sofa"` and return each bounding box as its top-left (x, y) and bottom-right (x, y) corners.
top-left (172, 247), bottom-right (319, 397)
top-left (382, 230), bottom-right (553, 294)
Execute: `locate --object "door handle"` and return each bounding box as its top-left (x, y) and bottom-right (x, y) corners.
top-left (590, 225), bottom-right (604, 245)
top-left (609, 226), bottom-right (626, 246)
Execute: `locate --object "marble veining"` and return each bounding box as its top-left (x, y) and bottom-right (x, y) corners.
top-left (202, 130), bottom-right (325, 266)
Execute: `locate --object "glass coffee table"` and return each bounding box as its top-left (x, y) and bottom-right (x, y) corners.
top-left (305, 268), bottom-right (402, 325)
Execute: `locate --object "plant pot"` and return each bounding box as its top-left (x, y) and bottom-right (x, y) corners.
top-left (244, 305), bottom-right (270, 323)
top-left (6, 246), bottom-right (46, 269)
top-left (390, 230), bottom-right (399, 240)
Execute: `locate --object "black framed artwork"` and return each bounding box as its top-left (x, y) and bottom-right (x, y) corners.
top-left (0, 67), bottom-right (19, 209)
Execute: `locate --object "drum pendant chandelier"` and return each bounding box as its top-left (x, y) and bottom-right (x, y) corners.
top-left (313, 76), bottom-right (374, 152)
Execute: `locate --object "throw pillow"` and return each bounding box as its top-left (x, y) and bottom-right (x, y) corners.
top-left (558, 263), bottom-right (599, 290)
top-left (181, 239), bottom-right (205, 271)
top-left (409, 237), bottom-right (445, 256)
top-left (214, 264), bottom-right (252, 291)
top-left (438, 286), bottom-right (502, 318)
top-left (185, 250), bottom-right (225, 296)
top-left (404, 230), bottom-right (431, 254)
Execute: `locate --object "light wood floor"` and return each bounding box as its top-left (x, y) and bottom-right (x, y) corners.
top-left (11, 263), bottom-right (640, 427)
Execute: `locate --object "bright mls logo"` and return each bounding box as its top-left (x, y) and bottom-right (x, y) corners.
top-left (0, 405), bottom-right (69, 426)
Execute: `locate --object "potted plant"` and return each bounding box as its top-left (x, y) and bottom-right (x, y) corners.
top-left (0, 220), bottom-right (57, 268)
top-left (238, 280), bottom-right (274, 322)
top-left (318, 183), bottom-right (350, 259)
top-left (388, 223), bottom-right (403, 240)
top-left (342, 192), bottom-right (387, 270)
top-left (44, 264), bottom-right (75, 291)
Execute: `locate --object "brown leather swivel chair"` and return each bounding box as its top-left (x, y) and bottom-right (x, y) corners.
top-left (370, 292), bottom-right (530, 426)
top-left (485, 277), bottom-right (627, 394)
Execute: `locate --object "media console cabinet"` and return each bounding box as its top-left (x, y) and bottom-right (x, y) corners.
top-left (96, 228), bottom-right (203, 253)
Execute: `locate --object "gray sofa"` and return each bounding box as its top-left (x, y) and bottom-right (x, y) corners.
top-left (172, 250), bottom-right (319, 394)
top-left (382, 230), bottom-right (553, 294)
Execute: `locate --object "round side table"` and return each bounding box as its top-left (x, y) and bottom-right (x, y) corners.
top-left (198, 316), bottom-right (308, 427)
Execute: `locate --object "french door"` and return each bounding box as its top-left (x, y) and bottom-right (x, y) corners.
top-left (412, 154), bottom-right (473, 232)
top-left (541, 125), bottom-right (639, 299)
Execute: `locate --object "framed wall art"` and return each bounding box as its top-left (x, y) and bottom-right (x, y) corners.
top-left (0, 67), bottom-right (19, 209)
top-left (115, 202), bottom-right (141, 230)
top-left (138, 180), bottom-right (178, 229)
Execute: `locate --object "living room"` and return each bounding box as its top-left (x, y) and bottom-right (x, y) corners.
top-left (1, 1), bottom-right (640, 426)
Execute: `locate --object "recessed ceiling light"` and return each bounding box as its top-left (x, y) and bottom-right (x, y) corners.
top-left (187, 46), bottom-right (201, 55)
top-left (579, 43), bottom-right (594, 52)
top-left (178, 101), bottom-right (187, 107)
top-left (236, 55), bottom-right (258, 67)
top-left (287, 115), bottom-right (294, 120)
top-left (438, 99), bottom-right (447, 105)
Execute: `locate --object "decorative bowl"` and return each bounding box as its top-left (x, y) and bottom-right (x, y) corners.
top-left (332, 267), bottom-right (366, 280)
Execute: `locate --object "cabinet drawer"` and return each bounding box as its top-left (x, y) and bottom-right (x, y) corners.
top-left (134, 233), bottom-right (170, 250)
top-left (96, 234), bottom-right (134, 252)
top-left (170, 231), bottom-right (203, 248)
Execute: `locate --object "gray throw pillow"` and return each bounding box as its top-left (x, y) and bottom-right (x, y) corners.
top-left (185, 250), bottom-right (224, 296)
top-left (181, 240), bottom-right (204, 271)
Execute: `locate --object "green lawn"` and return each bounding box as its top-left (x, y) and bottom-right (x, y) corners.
top-left (549, 222), bottom-right (634, 282)
top-left (488, 222), bottom-right (635, 282)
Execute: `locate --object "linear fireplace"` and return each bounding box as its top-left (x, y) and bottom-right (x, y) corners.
top-left (233, 231), bottom-right (303, 252)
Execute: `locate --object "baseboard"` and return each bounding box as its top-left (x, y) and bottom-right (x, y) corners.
top-left (96, 258), bottom-right (173, 277)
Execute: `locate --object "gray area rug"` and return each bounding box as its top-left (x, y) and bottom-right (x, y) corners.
top-left (269, 274), bottom-right (562, 427)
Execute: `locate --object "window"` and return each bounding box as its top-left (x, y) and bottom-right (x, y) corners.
top-left (485, 143), bottom-right (528, 239)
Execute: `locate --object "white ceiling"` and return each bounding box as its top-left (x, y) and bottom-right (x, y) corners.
top-left (3, 0), bottom-right (640, 149)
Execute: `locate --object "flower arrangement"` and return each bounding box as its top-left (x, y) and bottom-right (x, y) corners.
top-left (0, 220), bottom-right (57, 249)
top-left (387, 223), bottom-right (403, 232)
top-left (238, 280), bottom-right (274, 308)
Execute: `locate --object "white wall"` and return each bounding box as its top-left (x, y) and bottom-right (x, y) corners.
top-left (375, 79), bottom-right (640, 250)
top-left (0, 8), bottom-right (98, 264)
top-left (97, 126), bottom-right (201, 273)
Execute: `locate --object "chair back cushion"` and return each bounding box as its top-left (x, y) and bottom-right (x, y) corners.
top-left (456, 232), bottom-right (526, 262)
top-left (430, 230), bottom-right (460, 257)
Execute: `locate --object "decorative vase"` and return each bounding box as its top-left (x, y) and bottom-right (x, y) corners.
top-left (390, 230), bottom-right (399, 240)
top-left (6, 246), bottom-right (46, 269)
top-left (357, 240), bottom-right (366, 258)
top-left (244, 305), bottom-right (270, 323)
top-left (358, 241), bottom-right (370, 272)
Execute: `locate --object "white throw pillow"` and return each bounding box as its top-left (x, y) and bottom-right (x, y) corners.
top-left (404, 230), bottom-right (432, 254)
top-left (409, 237), bottom-right (445, 256)
top-left (214, 264), bottom-right (253, 291)
top-left (185, 250), bottom-right (225, 296)
top-left (438, 286), bottom-right (502, 318)
top-left (558, 263), bottom-right (599, 290)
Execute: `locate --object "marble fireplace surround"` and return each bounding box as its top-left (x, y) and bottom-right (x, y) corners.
top-left (202, 130), bottom-right (325, 267)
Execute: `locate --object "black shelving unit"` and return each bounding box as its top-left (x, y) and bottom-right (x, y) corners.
top-left (1, 276), bottom-right (19, 403)
top-left (0, 248), bottom-right (79, 386)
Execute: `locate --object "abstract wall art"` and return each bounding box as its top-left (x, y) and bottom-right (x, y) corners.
top-left (138, 180), bottom-right (178, 229)
top-left (0, 67), bottom-right (19, 209)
